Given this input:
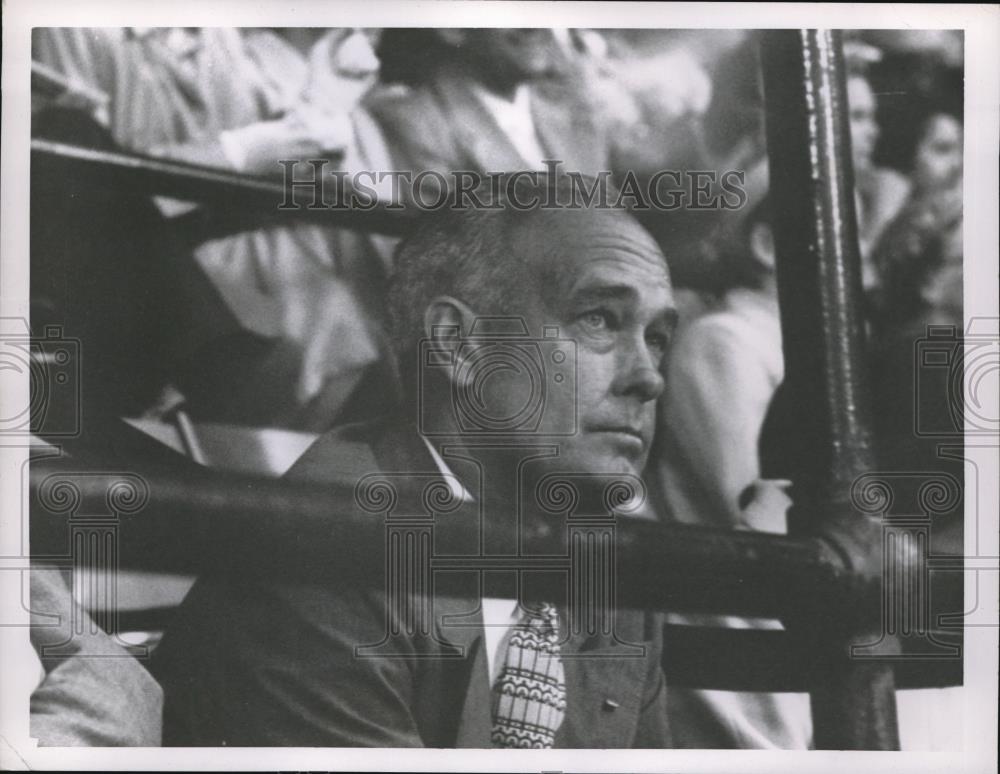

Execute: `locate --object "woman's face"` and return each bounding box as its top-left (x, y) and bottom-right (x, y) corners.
top-left (913, 113), bottom-right (963, 192)
top-left (847, 76), bottom-right (879, 173)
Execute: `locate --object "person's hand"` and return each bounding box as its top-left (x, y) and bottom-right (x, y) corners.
top-left (302, 28), bottom-right (380, 116)
top-left (738, 479), bottom-right (793, 534)
top-left (285, 103), bottom-right (356, 156)
top-left (930, 182), bottom-right (963, 230)
top-left (628, 49), bottom-right (713, 121)
top-left (219, 113), bottom-right (352, 174)
top-left (905, 181), bottom-right (963, 238)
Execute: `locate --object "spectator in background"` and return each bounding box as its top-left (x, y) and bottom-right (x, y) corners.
top-left (843, 47), bottom-right (912, 294)
top-left (870, 105), bottom-right (963, 472)
top-left (565, 29), bottom-right (729, 327)
top-left (874, 108), bottom-right (963, 331)
top-left (368, 27), bottom-right (717, 328)
top-left (650, 198), bottom-right (786, 533)
top-left (571, 29), bottom-right (717, 176)
top-left (370, 29), bottom-right (608, 181)
top-left (33, 28), bottom-right (396, 432)
top-left (647, 198), bottom-right (813, 749)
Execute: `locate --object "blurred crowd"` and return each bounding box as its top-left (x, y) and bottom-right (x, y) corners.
top-left (29, 27), bottom-right (964, 749)
top-left (31, 27), bottom-right (963, 451)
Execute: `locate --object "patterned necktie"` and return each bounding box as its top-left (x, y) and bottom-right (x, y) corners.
top-left (491, 602), bottom-right (567, 748)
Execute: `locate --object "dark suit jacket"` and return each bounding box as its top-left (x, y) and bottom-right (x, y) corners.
top-left (367, 68), bottom-right (610, 179)
top-left (156, 419), bottom-right (670, 747)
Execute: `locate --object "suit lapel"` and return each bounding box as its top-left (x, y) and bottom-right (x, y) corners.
top-left (369, 419), bottom-right (436, 473)
top-left (556, 610), bottom-right (651, 748)
top-left (362, 423), bottom-right (653, 748)
top-left (430, 68), bottom-right (610, 175)
top-left (434, 584), bottom-right (494, 747)
top-left (531, 89), bottom-right (574, 167)
top-left (431, 70), bottom-right (530, 171)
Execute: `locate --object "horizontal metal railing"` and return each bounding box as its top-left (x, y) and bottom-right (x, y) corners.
top-left (27, 460), bottom-right (962, 693)
top-left (30, 137), bottom-right (415, 238)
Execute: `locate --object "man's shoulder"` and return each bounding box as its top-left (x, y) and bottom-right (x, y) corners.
top-left (284, 418), bottom-right (386, 485)
top-left (284, 416), bottom-right (427, 485)
top-left (365, 81), bottom-right (449, 132)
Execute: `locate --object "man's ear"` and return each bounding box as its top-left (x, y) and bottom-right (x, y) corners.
top-left (749, 222), bottom-right (776, 271)
top-left (424, 296), bottom-right (479, 389)
top-left (424, 296), bottom-right (476, 342)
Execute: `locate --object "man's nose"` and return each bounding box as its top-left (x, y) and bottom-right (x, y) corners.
top-left (611, 340), bottom-right (664, 403)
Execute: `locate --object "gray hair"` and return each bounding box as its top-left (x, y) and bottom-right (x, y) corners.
top-left (387, 174), bottom-right (627, 364)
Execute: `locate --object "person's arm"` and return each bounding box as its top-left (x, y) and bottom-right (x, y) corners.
top-left (32, 28), bottom-right (119, 121)
top-left (146, 116), bottom-right (347, 176)
top-left (860, 167), bottom-right (913, 259)
top-left (365, 87), bottom-right (466, 206)
top-left (157, 575), bottom-right (426, 746)
top-left (873, 184), bottom-right (962, 283)
top-left (162, 29), bottom-right (382, 176)
top-left (29, 566), bottom-right (163, 746)
top-left (660, 318), bottom-right (776, 529)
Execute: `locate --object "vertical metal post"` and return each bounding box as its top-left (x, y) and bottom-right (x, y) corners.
top-left (760, 30), bottom-right (900, 749)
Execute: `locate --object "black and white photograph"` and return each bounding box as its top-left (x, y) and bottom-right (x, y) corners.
top-left (1, 2), bottom-right (997, 771)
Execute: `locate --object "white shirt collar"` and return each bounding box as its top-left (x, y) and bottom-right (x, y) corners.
top-left (420, 436), bottom-right (473, 503)
top-left (420, 435), bottom-right (517, 684)
top-left (471, 82), bottom-right (533, 120)
top-left (468, 83), bottom-right (549, 170)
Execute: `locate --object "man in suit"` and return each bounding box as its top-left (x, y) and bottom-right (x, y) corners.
top-left (367, 28), bottom-right (715, 329)
top-left (370, 29), bottom-right (610, 185)
top-left (155, 177), bottom-right (677, 747)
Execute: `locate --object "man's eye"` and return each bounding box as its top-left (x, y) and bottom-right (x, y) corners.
top-left (579, 310), bottom-right (614, 331)
top-left (646, 331), bottom-right (669, 353)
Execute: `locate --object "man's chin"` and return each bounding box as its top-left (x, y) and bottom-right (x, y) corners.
top-left (553, 450), bottom-right (645, 479)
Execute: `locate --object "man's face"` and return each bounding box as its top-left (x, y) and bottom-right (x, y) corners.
top-left (462, 29), bottom-right (562, 84)
top-left (847, 76), bottom-right (879, 173)
top-left (499, 211), bottom-right (675, 478)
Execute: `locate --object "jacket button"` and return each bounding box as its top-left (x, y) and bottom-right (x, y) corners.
top-left (603, 698), bottom-right (620, 711)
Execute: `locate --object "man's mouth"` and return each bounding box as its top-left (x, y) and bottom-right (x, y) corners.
top-left (588, 425), bottom-right (647, 449)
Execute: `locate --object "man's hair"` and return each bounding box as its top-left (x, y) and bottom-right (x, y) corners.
top-left (387, 174), bottom-right (628, 370)
top-left (376, 29), bottom-right (452, 87)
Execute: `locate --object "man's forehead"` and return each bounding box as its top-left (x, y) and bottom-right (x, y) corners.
top-left (516, 210), bottom-right (671, 295)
